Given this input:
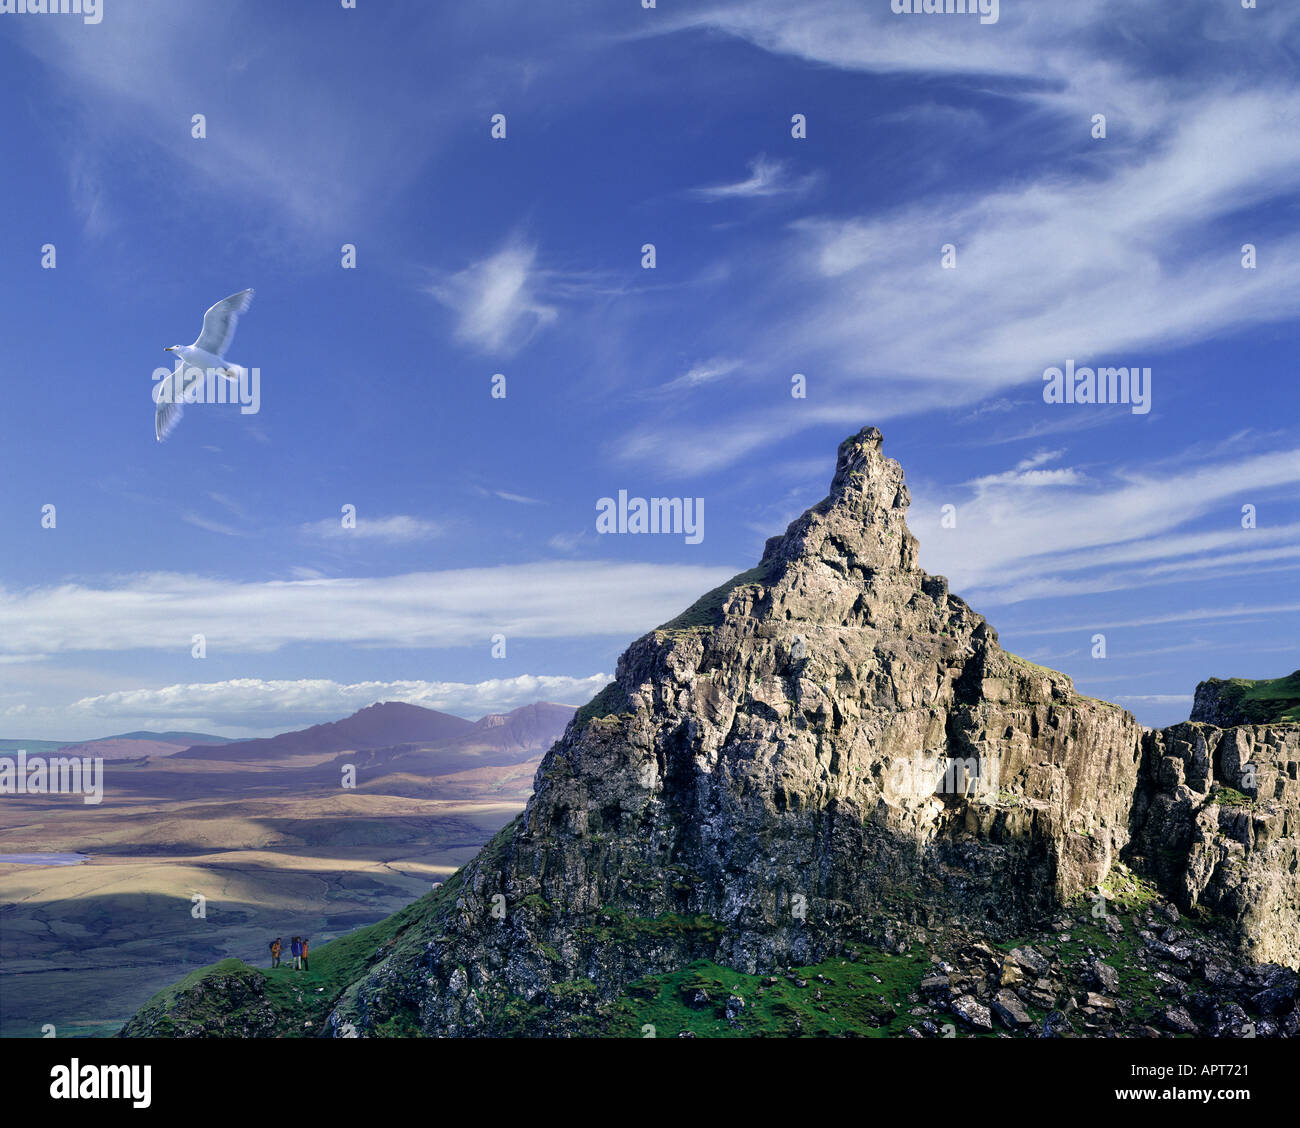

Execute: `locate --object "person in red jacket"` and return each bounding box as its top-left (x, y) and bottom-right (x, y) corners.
top-left (301, 936), bottom-right (310, 972)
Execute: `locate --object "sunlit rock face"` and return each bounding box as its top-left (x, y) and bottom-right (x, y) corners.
top-left (1128, 721), bottom-right (1300, 969)
top-left (122, 427), bottom-right (1300, 1039)
top-left (317, 427), bottom-right (1149, 1034)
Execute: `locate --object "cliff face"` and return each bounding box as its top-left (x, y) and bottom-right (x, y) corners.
top-left (1127, 722), bottom-right (1300, 968)
top-left (119, 427), bottom-right (1300, 1038)
top-left (521, 427), bottom-right (1143, 940)
top-left (308, 427), bottom-right (1147, 1034)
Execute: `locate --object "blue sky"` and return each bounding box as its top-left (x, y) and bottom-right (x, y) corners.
top-left (2, 0), bottom-right (1298, 740)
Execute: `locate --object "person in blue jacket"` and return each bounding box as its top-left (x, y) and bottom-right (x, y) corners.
top-left (290, 935), bottom-right (302, 971)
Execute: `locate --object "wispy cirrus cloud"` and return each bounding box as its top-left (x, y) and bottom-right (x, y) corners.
top-left (655, 357), bottom-right (742, 394)
top-left (1015, 449), bottom-right (1064, 471)
top-left (913, 442), bottom-right (1300, 607)
top-left (300, 515), bottom-right (444, 544)
top-left (0, 562), bottom-right (737, 658)
top-left (11, 0), bottom-right (551, 235)
top-left (691, 155), bottom-right (818, 201)
top-left (426, 241), bottom-right (559, 355)
top-left (619, 90), bottom-right (1300, 475)
top-left (613, 3), bottom-right (1300, 477)
top-left (473, 488), bottom-right (544, 506)
top-left (182, 513), bottom-right (249, 538)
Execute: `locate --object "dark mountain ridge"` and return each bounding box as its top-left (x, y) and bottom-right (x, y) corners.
top-left (171, 701), bottom-right (476, 761)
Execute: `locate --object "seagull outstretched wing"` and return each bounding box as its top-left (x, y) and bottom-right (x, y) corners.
top-left (155, 361), bottom-right (189, 442)
top-left (194, 288), bottom-right (254, 356)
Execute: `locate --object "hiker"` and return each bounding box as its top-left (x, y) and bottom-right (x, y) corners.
top-left (301, 936), bottom-right (310, 972)
top-left (291, 935), bottom-right (302, 971)
top-left (269, 937), bottom-right (282, 969)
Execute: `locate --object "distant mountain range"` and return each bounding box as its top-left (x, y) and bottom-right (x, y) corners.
top-left (0, 704), bottom-right (578, 765)
top-left (170, 701), bottom-right (576, 763)
top-left (305, 703), bottom-right (580, 795)
top-left (105, 730), bottom-right (236, 744)
top-left (0, 697), bottom-right (578, 1039)
top-left (0, 730), bottom-right (234, 760)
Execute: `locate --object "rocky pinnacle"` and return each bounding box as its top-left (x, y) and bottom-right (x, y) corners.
top-left (120, 426), bottom-right (1300, 1038)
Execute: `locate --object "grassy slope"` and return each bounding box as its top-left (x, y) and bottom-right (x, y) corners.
top-left (605, 870), bottom-right (1217, 1038)
top-left (121, 849), bottom-right (474, 1037)
top-left (654, 562), bottom-right (773, 635)
top-left (1214, 670), bottom-right (1300, 723)
top-left (606, 951), bottom-right (930, 1038)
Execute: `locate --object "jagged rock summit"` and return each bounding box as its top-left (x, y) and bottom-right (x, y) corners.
top-left (120, 427), bottom-right (1299, 1037)
top-left (314, 427), bottom-right (1145, 1033)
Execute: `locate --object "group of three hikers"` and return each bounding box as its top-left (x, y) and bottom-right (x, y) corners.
top-left (268, 936), bottom-right (309, 971)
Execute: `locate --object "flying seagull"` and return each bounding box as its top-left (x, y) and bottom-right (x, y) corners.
top-left (156, 288), bottom-right (254, 441)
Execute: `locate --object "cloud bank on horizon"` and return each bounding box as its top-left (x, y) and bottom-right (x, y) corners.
top-left (2, 0), bottom-right (1296, 738)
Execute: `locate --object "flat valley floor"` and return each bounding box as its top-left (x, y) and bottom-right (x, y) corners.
top-left (0, 748), bottom-right (535, 1037)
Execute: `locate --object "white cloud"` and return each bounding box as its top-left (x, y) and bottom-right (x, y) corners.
top-left (629, 95), bottom-right (1300, 470)
top-left (547, 530), bottom-right (591, 553)
top-left (656, 357), bottom-right (742, 394)
top-left (966, 467), bottom-right (1085, 491)
top-left (1009, 602), bottom-right (1300, 639)
top-left (914, 442), bottom-right (1300, 606)
top-left (1016, 450), bottom-right (1063, 471)
top-left (661, 0), bottom-right (1300, 119)
top-left (206, 492), bottom-right (249, 519)
top-left (662, 0), bottom-right (1093, 82)
top-left (0, 562), bottom-right (738, 658)
top-left (1111, 694), bottom-right (1195, 706)
top-left (616, 3), bottom-right (1300, 475)
top-left (692, 155), bottom-right (816, 201)
top-left (300, 515), bottom-right (444, 544)
top-left (427, 242), bottom-right (558, 355)
top-left (10, 1), bottom-right (523, 234)
top-left (182, 513), bottom-right (248, 538)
